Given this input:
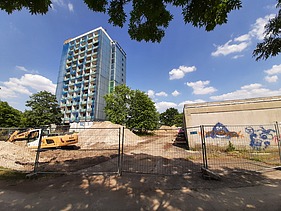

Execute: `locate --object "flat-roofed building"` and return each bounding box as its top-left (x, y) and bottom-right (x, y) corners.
top-left (55, 27), bottom-right (126, 123)
top-left (183, 95), bottom-right (281, 127)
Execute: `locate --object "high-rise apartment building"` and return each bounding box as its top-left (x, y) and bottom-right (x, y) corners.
top-left (55, 27), bottom-right (126, 123)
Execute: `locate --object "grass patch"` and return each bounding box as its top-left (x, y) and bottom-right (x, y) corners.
top-left (186, 156), bottom-right (196, 160)
top-left (249, 157), bottom-right (263, 162)
top-left (225, 141), bottom-right (235, 152)
top-left (0, 167), bottom-right (27, 180)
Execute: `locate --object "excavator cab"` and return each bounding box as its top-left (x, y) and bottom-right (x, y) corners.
top-left (26, 129), bottom-right (42, 148)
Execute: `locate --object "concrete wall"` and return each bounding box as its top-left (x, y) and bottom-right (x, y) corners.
top-left (184, 96), bottom-right (281, 127)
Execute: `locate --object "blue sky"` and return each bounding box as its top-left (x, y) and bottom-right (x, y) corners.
top-left (0, 0), bottom-right (280, 113)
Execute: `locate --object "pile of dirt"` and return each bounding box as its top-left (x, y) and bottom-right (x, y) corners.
top-left (0, 141), bottom-right (36, 171)
top-left (0, 121), bottom-right (143, 171)
top-left (159, 125), bottom-right (178, 130)
top-left (155, 125), bottom-right (178, 135)
top-left (77, 121), bottom-right (143, 149)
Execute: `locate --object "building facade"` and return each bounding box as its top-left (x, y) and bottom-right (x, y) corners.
top-left (56, 27), bottom-right (126, 123)
top-left (183, 95), bottom-right (281, 127)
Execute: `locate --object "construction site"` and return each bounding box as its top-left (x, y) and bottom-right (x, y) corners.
top-left (1, 120), bottom-right (281, 210)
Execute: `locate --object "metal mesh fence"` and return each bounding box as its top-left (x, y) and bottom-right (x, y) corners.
top-left (121, 128), bottom-right (203, 175)
top-left (34, 127), bottom-right (122, 175)
top-left (1, 123), bottom-right (280, 176)
top-left (200, 123), bottom-right (281, 173)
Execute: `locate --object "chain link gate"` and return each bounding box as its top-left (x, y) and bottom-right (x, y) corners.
top-left (198, 122), bottom-right (281, 176)
top-left (121, 127), bottom-right (203, 175)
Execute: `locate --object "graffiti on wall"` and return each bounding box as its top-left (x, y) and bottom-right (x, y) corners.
top-left (205, 122), bottom-right (243, 139)
top-left (245, 126), bottom-right (275, 150)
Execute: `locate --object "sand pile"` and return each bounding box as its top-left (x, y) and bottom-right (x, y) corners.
top-left (159, 125), bottom-right (178, 130)
top-left (155, 125), bottom-right (178, 135)
top-left (0, 141), bottom-right (36, 171)
top-left (77, 121), bottom-right (143, 149)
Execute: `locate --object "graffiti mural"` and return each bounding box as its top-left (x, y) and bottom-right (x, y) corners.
top-left (245, 126), bottom-right (275, 150)
top-left (205, 122), bottom-right (242, 139)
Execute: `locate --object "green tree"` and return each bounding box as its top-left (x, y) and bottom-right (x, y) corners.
top-left (127, 89), bottom-right (159, 131)
top-left (0, 101), bottom-right (23, 127)
top-left (174, 113), bottom-right (184, 128)
top-left (1, 0), bottom-right (280, 60)
top-left (253, 1), bottom-right (281, 60)
top-left (104, 85), bottom-right (159, 131)
top-left (160, 107), bottom-right (179, 126)
top-left (24, 91), bottom-right (62, 127)
top-left (104, 84), bottom-right (133, 125)
top-left (0, 0), bottom-right (242, 43)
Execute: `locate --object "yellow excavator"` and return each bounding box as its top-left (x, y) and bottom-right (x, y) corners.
top-left (7, 128), bottom-right (78, 149)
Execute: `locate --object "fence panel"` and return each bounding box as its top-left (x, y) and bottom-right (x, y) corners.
top-left (121, 128), bottom-right (202, 175)
top-left (2, 123), bottom-right (280, 176)
top-left (202, 123), bottom-right (281, 173)
top-left (34, 127), bottom-right (121, 175)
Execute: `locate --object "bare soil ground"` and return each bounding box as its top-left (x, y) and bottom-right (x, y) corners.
top-left (1, 122), bottom-right (281, 210)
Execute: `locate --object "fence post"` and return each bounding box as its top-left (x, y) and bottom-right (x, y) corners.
top-left (33, 128), bottom-right (44, 174)
top-left (274, 122), bottom-right (281, 163)
top-left (117, 127), bottom-right (121, 176)
top-left (119, 126), bottom-right (125, 176)
top-left (185, 127), bottom-right (190, 150)
top-left (200, 125), bottom-right (208, 169)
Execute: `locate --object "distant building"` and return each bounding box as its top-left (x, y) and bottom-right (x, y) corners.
top-left (183, 95), bottom-right (281, 127)
top-left (55, 27), bottom-right (126, 123)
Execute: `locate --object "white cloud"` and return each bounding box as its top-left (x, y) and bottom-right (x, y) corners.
top-left (186, 80), bottom-right (217, 95)
top-left (0, 74), bottom-right (56, 100)
top-left (263, 64), bottom-right (281, 83)
top-left (249, 14), bottom-right (275, 40)
top-left (232, 54), bottom-right (244, 59)
top-left (210, 83), bottom-right (281, 101)
top-left (172, 90), bottom-right (180, 97)
top-left (156, 91), bottom-right (168, 97)
top-left (68, 3), bottom-right (74, 12)
top-left (212, 14), bottom-right (275, 58)
top-left (51, 0), bottom-right (74, 12)
top-left (264, 64), bottom-right (281, 75)
top-left (155, 101), bottom-right (178, 113)
top-left (52, 0), bottom-right (65, 7)
top-left (234, 34), bottom-right (251, 42)
top-left (16, 65), bottom-right (29, 72)
top-left (265, 75), bottom-right (278, 83)
top-left (147, 90), bottom-right (155, 98)
top-left (3, 78), bottom-right (32, 95)
top-left (16, 65), bottom-right (39, 74)
top-left (169, 65), bottom-right (196, 80)
top-left (211, 40), bottom-right (249, 57)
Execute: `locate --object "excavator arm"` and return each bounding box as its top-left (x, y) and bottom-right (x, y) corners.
top-left (6, 130), bottom-right (33, 142)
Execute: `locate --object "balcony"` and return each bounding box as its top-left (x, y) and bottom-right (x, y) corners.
top-left (86, 117), bottom-right (92, 121)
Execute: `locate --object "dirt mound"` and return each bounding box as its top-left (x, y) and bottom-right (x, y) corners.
top-left (155, 125), bottom-right (178, 135)
top-left (159, 125), bottom-right (178, 130)
top-left (0, 121), bottom-right (142, 172)
top-left (0, 141), bottom-right (36, 171)
top-left (77, 121), bottom-right (142, 149)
